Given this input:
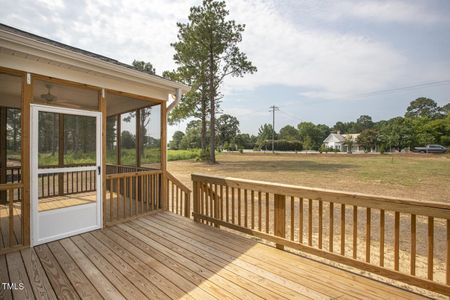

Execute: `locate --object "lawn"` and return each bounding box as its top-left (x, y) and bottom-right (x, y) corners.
top-left (168, 152), bottom-right (450, 203)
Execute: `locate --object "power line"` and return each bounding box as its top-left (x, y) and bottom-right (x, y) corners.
top-left (354, 79), bottom-right (450, 98)
top-left (269, 105), bottom-right (279, 153)
top-left (279, 109), bottom-right (303, 124)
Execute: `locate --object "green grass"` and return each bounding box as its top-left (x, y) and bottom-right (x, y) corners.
top-left (168, 149), bottom-right (201, 161)
top-left (39, 152), bottom-right (96, 166)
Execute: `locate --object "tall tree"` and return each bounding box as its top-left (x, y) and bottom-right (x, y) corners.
top-left (171, 0), bottom-right (257, 163)
top-left (257, 124), bottom-right (275, 149)
top-left (405, 97), bottom-right (440, 119)
top-left (132, 60), bottom-right (156, 75)
top-left (357, 129), bottom-right (378, 152)
top-left (279, 125), bottom-right (299, 141)
top-left (169, 131), bottom-right (185, 150)
top-left (356, 115), bottom-right (374, 132)
top-left (216, 114), bottom-right (240, 149)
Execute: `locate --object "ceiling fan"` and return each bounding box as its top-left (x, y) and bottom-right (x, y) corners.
top-left (40, 84), bottom-right (57, 103)
top-left (39, 84), bottom-right (82, 109)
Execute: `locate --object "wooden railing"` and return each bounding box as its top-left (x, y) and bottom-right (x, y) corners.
top-left (0, 183), bottom-right (24, 254)
top-left (6, 166), bottom-right (21, 184)
top-left (105, 170), bottom-right (162, 226)
top-left (38, 169), bottom-right (96, 199)
top-left (191, 173), bottom-right (450, 295)
top-left (166, 172), bottom-right (191, 218)
top-left (106, 164), bottom-right (151, 175)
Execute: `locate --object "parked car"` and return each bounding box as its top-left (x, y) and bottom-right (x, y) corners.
top-left (413, 144), bottom-right (448, 153)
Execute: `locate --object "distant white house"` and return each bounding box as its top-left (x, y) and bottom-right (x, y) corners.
top-left (323, 132), bottom-right (364, 152)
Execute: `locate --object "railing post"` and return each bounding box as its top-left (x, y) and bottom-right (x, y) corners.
top-left (184, 192), bottom-right (191, 218)
top-left (193, 180), bottom-right (199, 222)
top-left (274, 193), bottom-right (286, 250)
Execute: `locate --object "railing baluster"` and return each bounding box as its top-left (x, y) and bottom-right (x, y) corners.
top-left (299, 197), bottom-right (303, 244)
top-left (353, 205), bottom-right (357, 259)
top-left (341, 204), bottom-right (345, 256)
top-left (290, 196), bottom-right (294, 241)
top-left (266, 192), bottom-right (269, 233)
top-left (428, 216), bottom-right (434, 280)
top-left (380, 209), bottom-right (385, 266)
top-left (251, 190), bottom-right (255, 229)
top-left (258, 191), bottom-right (262, 231)
top-left (220, 185), bottom-right (224, 220)
top-left (410, 214), bottom-right (416, 275)
top-left (394, 211), bottom-right (400, 270)
top-left (114, 178), bottom-right (118, 220)
top-left (329, 202), bottom-right (334, 252)
top-left (319, 200), bottom-right (323, 249)
top-left (171, 179), bottom-right (175, 213)
top-left (366, 207), bottom-right (371, 263)
top-left (244, 189), bottom-right (248, 228)
top-left (238, 188), bottom-right (241, 226)
top-left (215, 184), bottom-right (219, 222)
top-left (9, 189), bottom-right (14, 247)
top-left (226, 186), bottom-right (229, 222)
top-left (176, 184), bottom-right (179, 215)
top-left (231, 187), bottom-right (235, 224)
top-left (308, 199), bottom-right (313, 246)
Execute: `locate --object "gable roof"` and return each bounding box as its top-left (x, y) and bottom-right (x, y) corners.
top-left (323, 133), bottom-right (345, 143)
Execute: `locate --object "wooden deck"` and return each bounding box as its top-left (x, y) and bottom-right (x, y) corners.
top-left (0, 212), bottom-right (426, 300)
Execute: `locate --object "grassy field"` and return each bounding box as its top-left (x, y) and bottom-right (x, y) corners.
top-left (38, 148), bottom-right (202, 166)
top-left (168, 152), bottom-right (450, 203)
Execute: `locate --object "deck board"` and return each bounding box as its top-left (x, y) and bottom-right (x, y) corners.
top-left (0, 211), bottom-right (428, 299)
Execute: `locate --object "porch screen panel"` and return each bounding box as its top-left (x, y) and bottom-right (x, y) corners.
top-left (120, 112), bottom-right (137, 166)
top-left (63, 114), bottom-right (96, 165)
top-left (106, 116), bottom-right (117, 165)
top-left (140, 105), bottom-right (161, 169)
top-left (38, 112), bottom-right (59, 167)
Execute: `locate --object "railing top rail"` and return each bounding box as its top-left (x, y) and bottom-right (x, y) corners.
top-left (167, 171), bottom-right (191, 194)
top-left (191, 173), bottom-right (450, 219)
top-left (0, 182), bottom-right (24, 190)
top-left (106, 169), bottom-right (162, 179)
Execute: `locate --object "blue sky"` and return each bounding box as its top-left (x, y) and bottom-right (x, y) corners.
top-left (1, 0), bottom-right (449, 138)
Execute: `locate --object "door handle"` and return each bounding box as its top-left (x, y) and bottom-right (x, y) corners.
top-left (98, 166), bottom-right (101, 175)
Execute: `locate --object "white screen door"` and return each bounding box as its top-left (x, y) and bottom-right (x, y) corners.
top-left (30, 104), bottom-right (102, 245)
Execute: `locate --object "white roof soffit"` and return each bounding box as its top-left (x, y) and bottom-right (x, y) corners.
top-left (0, 28), bottom-right (190, 94)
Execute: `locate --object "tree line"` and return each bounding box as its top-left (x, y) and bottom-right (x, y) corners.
top-left (169, 97), bottom-right (450, 153)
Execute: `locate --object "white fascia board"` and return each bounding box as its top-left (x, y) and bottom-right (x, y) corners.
top-left (0, 29), bottom-right (190, 94)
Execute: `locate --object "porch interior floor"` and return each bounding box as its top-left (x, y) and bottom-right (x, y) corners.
top-left (38, 191), bottom-right (97, 211)
top-left (0, 211), bottom-right (426, 300)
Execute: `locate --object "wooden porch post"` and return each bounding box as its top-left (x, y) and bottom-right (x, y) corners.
top-left (99, 89), bottom-right (107, 228)
top-left (274, 194), bottom-right (286, 250)
top-left (160, 102), bottom-right (167, 210)
top-left (136, 109), bottom-right (141, 167)
top-left (21, 73), bottom-right (31, 246)
top-left (116, 115), bottom-right (121, 167)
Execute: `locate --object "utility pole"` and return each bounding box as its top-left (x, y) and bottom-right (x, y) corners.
top-left (269, 105), bottom-right (279, 154)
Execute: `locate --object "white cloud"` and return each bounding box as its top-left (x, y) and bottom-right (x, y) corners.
top-left (330, 0), bottom-right (448, 24)
top-left (222, 1), bottom-right (407, 99)
top-left (1, 0), bottom-right (449, 104)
